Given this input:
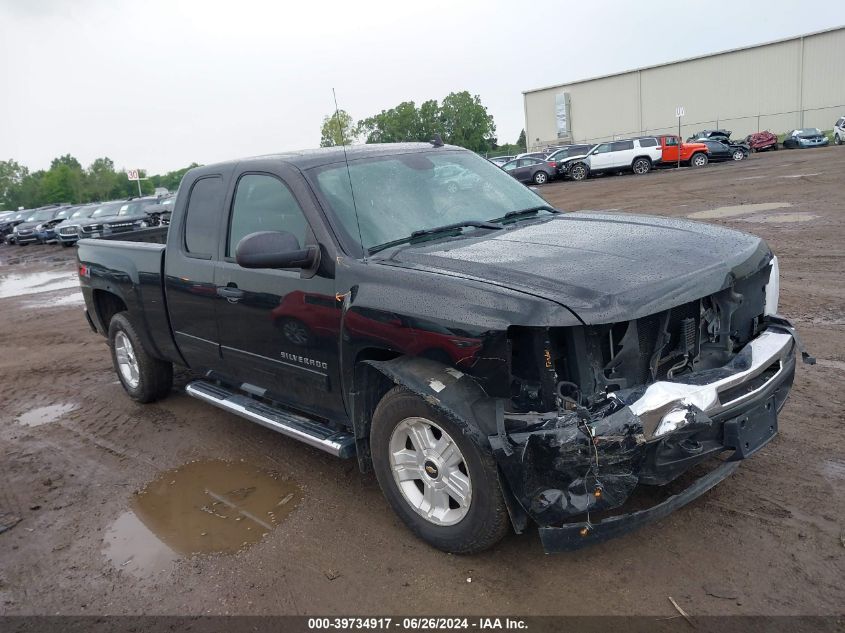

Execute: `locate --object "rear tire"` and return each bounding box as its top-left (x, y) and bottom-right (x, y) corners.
top-left (532, 171), bottom-right (548, 185)
top-left (632, 157), bottom-right (651, 175)
top-left (370, 386), bottom-right (509, 554)
top-left (732, 150), bottom-right (746, 161)
top-left (690, 152), bottom-right (708, 167)
top-left (569, 162), bottom-right (588, 181)
top-left (108, 312), bottom-right (173, 403)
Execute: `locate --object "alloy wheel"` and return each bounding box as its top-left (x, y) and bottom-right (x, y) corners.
top-left (388, 417), bottom-right (472, 526)
top-left (114, 331), bottom-right (140, 388)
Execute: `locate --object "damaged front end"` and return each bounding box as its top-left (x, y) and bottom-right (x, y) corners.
top-left (492, 261), bottom-right (809, 551)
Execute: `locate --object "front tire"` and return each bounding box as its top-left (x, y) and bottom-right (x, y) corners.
top-left (370, 386), bottom-right (509, 554)
top-left (532, 170), bottom-right (548, 185)
top-left (835, 134), bottom-right (842, 146)
top-left (108, 312), bottom-right (173, 403)
top-left (690, 152), bottom-right (708, 167)
top-left (569, 162), bottom-right (588, 181)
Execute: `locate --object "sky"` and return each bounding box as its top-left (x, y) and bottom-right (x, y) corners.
top-left (1, 0), bottom-right (841, 175)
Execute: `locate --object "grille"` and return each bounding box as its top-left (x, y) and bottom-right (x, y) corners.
top-left (81, 225), bottom-right (103, 233)
top-left (17, 229), bottom-right (34, 236)
top-left (59, 227), bottom-right (78, 236)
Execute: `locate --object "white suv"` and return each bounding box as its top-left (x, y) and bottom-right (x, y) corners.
top-left (834, 116), bottom-right (845, 145)
top-left (562, 137), bottom-right (663, 181)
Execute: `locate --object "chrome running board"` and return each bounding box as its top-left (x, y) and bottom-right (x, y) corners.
top-left (186, 380), bottom-right (356, 458)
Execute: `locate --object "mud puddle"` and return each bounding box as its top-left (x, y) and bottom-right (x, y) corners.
top-left (103, 460), bottom-right (300, 577)
top-left (15, 403), bottom-right (78, 427)
top-left (0, 271), bottom-right (79, 299)
top-left (687, 202), bottom-right (791, 219)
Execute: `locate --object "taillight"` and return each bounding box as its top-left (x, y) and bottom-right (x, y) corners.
top-left (79, 264), bottom-right (90, 278)
top-left (547, 161), bottom-right (556, 168)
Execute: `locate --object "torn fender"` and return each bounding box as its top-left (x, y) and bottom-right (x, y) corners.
top-left (363, 356), bottom-right (532, 532)
top-left (363, 356), bottom-right (499, 446)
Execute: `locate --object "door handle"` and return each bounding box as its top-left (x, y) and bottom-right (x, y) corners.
top-left (217, 286), bottom-right (245, 303)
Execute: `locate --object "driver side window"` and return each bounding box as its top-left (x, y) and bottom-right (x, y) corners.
top-left (228, 174), bottom-right (309, 257)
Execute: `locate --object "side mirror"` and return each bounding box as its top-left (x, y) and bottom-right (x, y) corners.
top-left (235, 231), bottom-right (318, 270)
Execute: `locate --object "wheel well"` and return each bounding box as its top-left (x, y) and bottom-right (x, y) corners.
top-left (351, 348), bottom-right (402, 472)
top-left (93, 290), bottom-right (127, 332)
top-left (632, 155), bottom-right (652, 165)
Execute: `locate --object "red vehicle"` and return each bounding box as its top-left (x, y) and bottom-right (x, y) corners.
top-left (656, 134), bottom-right (709, 167)
top-left (745, 131), bottom-right (779, 152)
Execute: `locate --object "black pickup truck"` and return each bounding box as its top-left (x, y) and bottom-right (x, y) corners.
top-left (77, 142), bottom-right (804, 554)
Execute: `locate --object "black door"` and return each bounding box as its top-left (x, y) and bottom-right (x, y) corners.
top-left (214, 166), bottom-right (344, 420)
top-left (164, 174), bottom-right (228, 372)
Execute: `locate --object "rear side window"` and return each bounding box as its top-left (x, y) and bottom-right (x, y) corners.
top-left (610, 140), bottom-right (634, 151)
top-left (184, 176), bottom-right (224, 257)
top-left (638, 138), bottom-right (658, 147)
top-left (227, 174), bottom-right (309, 256)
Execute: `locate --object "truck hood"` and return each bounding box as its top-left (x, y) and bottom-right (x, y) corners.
top-left (376, 212), bottom-right (771, 324)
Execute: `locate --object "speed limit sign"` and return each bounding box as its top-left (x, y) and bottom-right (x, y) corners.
top-left (126, 169), bottom-right (140, 181)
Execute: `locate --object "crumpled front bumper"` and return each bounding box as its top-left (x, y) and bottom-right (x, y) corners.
top-left (491, 324), bottom-right (797, 552)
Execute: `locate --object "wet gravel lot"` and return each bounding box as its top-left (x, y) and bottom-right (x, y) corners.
top-left (1, 147), bottom-right (843, 617)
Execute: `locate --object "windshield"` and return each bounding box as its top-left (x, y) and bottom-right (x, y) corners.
top-left (118, 200), bottom-right (154, 216)
top-left (309, 150), bottom-right (546, 252)
top-left (91, 202), bottom-right (123, 218)
top-left (798, 128), bottom-right (822, 135)
top-left (29, 209), bottom-right (56, 222)
top-left (71, 207), bottom-right (95, 219)
top-left (54, 208), bottom-right (75, 220)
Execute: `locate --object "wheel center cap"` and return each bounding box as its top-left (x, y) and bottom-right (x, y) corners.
top-left (423, 460), bottom-right (439, 479)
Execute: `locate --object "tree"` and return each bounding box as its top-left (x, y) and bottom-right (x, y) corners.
top-left (439, 91), bottom-right (496, 153)
top-left (86, 157), bottom-right (123, 202)
top-left (354, 92), bottom-right (497, 152)
top-left (0, 159), bottom-right (29, 209)
top-left (516, 129), bottom-right (526, 149)
top-left (320, 109), bottom-right (357, 147)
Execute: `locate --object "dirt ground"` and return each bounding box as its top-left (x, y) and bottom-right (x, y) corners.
top-left (1, 147), bottom-right (843, 618)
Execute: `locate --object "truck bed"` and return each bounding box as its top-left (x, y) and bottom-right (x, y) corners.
top-left (77, 237), bottom-right (182, 364)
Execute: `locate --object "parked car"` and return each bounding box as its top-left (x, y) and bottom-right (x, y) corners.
top-left (688, 129), bottom-right (732, 142)
top-left (545, 145), bottom-right (594, 174)
top-left (745, 131), bottom-right (779, 152)
top-left (55, 204), bottom-right (101, 247)
top-left (77, 142), bottom-right (801, 554)
top-left (1, 210), bottom-right (32, 244)
top-left (73, 201), bottom-right (129, 239)
top-left (500, 157), bottom-right (555, 184)
top-left (488, 156), bottom-right (514, 167)
top-left (101, 197), bottom-right (159, 236)
top-left (699, 140), bottom-right (750, 162)
top-left (13, 206), bottom-right (65, 245)
top-left (832, 117), bottom-right (844, 145)
top-left (34, 205), bottom-right (83, 244)
top-left (560, 138), bottom-right (663, 181)
top-left (143, 195), bottom-right (176, 227)
top-left (782, 128), bottom-right (829, 149)
top-left (655, 135), bottom-right (710, 167)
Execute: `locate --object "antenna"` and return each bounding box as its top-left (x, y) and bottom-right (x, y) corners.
top-left (332, 88), bottom-right (366, 263)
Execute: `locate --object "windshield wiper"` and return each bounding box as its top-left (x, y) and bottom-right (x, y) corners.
top-left (488, 205), bottom-right (560, 225)
top-left (368, 220), bottom-right (502, 254)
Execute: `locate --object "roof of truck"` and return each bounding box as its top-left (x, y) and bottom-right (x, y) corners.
top-left (204, 143), bottom-right (468, 172)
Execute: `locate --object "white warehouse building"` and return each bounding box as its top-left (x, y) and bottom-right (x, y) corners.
top-left (523, 26), bottom-right (845, 151)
